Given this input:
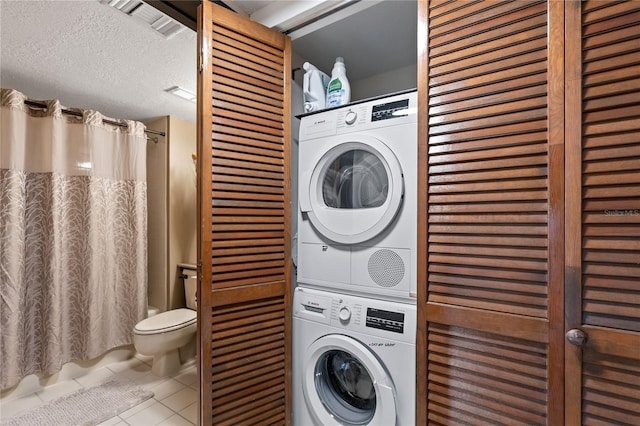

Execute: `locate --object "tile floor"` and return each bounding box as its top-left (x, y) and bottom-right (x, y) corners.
top-left (0, 356), bottom-right (199, 426)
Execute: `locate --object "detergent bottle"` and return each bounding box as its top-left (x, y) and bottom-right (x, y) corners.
top-left (326, 57), bottom-right (351, 107)
top-left (302, 62), bottom-right (330, 112)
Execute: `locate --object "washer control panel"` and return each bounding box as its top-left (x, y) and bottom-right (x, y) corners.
top-left (344, 110), bottom-right (358, 125)
top-left (371, 98), bottom-right (410, 121)
top-left (365, 308), bottom-right (405, 334)
top-left (338, 306), bottom-right (351, 322)
top-left (337, 105), bottom-right (367, 129)
top-left (330, 299), bottom-right (363, 326)
top-left (294, 287), bottom-right (416, 342)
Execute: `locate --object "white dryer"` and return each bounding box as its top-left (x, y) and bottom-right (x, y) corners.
top-left (297, 90), bottom-right (417, 302)
top-left (292, 286), bottom-right (416, 426)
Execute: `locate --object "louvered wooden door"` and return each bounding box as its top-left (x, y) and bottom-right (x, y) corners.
top-left (197, 3), bottom-right (291, 425)
top-left (418, 1), bottom-right (565, 424)
top-left (565, 1), bottom-right (640, 424)
top-left (419, 0), bottom-right (640, 424)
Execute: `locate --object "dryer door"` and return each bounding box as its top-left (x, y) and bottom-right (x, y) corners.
top-left (299, 134), bottom-right (404, 244)
top-left (302, 334), bottom-right (397, 425)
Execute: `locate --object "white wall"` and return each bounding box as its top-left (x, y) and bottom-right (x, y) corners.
top-left (146, 117), bottom-right (169, 311)
top-left (167, 116), bottom-right (197, 310)
top-left (145, 115), bottom-right (197, 312)
top-left (351, 63), bottom-right (417, 101)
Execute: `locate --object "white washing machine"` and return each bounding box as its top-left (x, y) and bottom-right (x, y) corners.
top-left (292, 286), bottom-right (416, 426)
top-left (297, 90), bottom-right (417, 302)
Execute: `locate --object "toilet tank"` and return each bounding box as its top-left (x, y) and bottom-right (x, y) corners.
top-left (181, 266), bottom-right (197, 310)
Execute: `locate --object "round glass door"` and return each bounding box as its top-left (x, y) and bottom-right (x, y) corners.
top-left (303, 335), bottom-right (396, 426)
top-left (322, 149), bottom-right (389, 210)
top-left (314, 350), bottom-right (376, 425)
top-left (301, 135), bottom-right (404, 244)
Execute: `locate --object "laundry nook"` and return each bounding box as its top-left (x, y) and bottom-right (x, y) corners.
top-left (2, 1), bottom-right (639, 425)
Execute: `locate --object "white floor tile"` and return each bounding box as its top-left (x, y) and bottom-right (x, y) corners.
top-left (109, 360), bottom-right (152, 384)
top-left (173, 367), bottom-right (197, 387)
top-left (160, 387), bottom-right (197, 412)
top-left (125, 401), bottom-right (173, 425)
top-left (149, 379), bottom-right (186, 401)
top-left (96, 415), bottom-right (125, 426)
top-left (125, 371), bottom-right (168, 389)
top-left (177, 401), bottom-right (197, 425)
top-left (139, 375), bottom-right (171, 392)
top-left (0, 393), bottom-right (42, 418)
top-left (35, 379), bottom-right (82, 402)
top-left (1, 356), bottom-right (200, 426)
top-left (118, 397), bottom-right (156, 419)
top-left (157, 413), bottom-right (194, 426)
top-left (74, 367), bottom-right (117, 387)
top-left (107, 357), bottom-right (144, 374)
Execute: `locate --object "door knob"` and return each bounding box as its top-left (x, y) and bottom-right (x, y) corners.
top-left (566, 328), bottom-right (588, 347)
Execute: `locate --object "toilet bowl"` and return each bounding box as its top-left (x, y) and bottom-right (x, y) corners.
top-left (133, 265), bottom-right (197, 376)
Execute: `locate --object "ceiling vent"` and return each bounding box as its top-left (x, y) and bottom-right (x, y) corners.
top-left (166, 86), bottom-right (196, 103)
top-left (101, 0), bottom-right (143, 14)
top-left (99, 0), bottom-right (185, 39)
top-left (150, 15), bottom-right (184, 38)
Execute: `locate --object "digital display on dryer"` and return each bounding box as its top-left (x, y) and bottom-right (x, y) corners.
top-left (371, 99), bottom-right (409, 121)
top-left (366, 308), bottom-right (404, 334)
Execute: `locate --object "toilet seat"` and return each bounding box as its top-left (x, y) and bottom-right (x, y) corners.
top-left (134, 308), bottom-right (196, 335)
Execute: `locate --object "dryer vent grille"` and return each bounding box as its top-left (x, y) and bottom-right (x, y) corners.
top-left (368, 249), bottom-right (405, 287)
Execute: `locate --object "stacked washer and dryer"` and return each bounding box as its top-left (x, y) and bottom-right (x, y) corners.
top-left (293, 90), bottom-right (418, 425)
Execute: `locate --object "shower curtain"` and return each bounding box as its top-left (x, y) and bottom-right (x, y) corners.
top-left (0, 88), bottom-right (147, 390)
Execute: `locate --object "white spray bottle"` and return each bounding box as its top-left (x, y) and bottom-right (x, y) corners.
top-left (302, 62), bottom-right (330, 112)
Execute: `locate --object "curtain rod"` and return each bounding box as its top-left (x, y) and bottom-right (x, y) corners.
top-left (24, 100), bottom-right (166, 141)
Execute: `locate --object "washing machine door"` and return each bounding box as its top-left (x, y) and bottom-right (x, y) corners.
top-left (303, 334), bottom-right (397, 426)
top-left (300, 134), bottom-right (404, 244)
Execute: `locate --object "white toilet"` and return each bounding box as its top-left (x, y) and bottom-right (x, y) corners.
top-left (134, 266), bottom-right (197, 376)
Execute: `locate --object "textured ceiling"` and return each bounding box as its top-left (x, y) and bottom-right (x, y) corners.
top-left (0, 0), bottom-right (417, 125)
top-left (0, 0), bottom-right (197, 123)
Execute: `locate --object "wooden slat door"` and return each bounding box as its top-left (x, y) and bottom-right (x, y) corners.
top-left (197, 3), bottom-right (291, 425)
top-left (418, 1), bottom-right (565, 424)
top-left (566, 1), bottom-right (640, 424)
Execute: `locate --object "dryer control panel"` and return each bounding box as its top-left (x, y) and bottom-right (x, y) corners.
top-left (299, 90), bottom-right (417, 140)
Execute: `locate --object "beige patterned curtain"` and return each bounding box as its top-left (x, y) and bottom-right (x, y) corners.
top-left (0, 88), bottom-right (147, 390)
